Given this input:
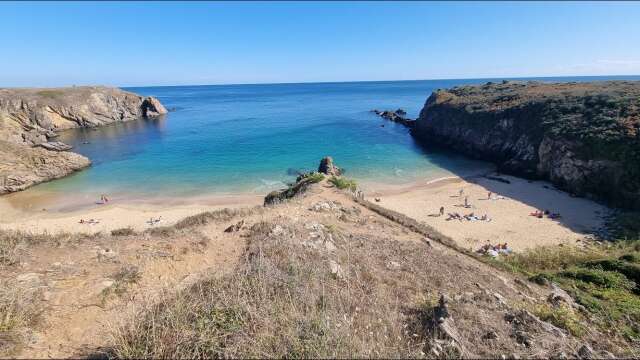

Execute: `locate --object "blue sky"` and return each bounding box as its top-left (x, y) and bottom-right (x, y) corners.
top-left (1, 1), bottom-right (639, 87)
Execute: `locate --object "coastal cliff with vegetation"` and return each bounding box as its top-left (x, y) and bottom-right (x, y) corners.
top-left (413, 81), bottom-right (640, 209)
top-left (0, 86), bottom-right (167, 193)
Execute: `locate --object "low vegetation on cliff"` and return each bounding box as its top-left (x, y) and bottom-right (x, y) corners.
top-left (414, 80), bottom-right (640, 209)
top-left (493, 236), bottom-right (640, 343)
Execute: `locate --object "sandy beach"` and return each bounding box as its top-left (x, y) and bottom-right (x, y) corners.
top-left (1, 172), bottom-right (610, 253)
top-left (369, 174), bottom-right (610, 252)
top-left (0, 190), bottom-right (263, 234)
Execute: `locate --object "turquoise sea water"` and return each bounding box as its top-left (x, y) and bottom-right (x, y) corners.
top-left (34, 76), bottom-right (640, 198)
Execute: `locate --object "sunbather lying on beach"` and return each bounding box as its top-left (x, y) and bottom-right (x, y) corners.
top-left (529, 210), bottom-right (543, 218)
top-left (80, 218), bottom-right (100, 225)
top-left (146, 216), bottom-right (163, 226)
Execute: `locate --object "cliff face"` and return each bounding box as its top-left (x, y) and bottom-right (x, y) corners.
top-left (413, 81), bottom-right (640, 209)
top-left (0, 86), bottom-right (167, 194)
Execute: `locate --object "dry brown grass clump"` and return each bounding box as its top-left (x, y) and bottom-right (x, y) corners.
top-left (110, 227), bottom-right (136, 237)
top-left (173, 206), bottom-right (263, 229)
top-left (0, 279), bottom-right (43, 356)
top-left (0, 230), bottom-right (100, 267)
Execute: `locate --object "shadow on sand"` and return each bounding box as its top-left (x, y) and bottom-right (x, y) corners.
top-left (411, 139), bottom-right (609, 236)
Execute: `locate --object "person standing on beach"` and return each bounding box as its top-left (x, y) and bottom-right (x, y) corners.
top-left (464, 196), bottom-right (469, 208)
top-left (439, 206), bottom-right (445, 216)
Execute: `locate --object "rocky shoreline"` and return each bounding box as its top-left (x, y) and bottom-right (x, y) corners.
top-left (0, 86), bottom-right (167, 194)
top-left (411, 80), bottom-right (640, 209)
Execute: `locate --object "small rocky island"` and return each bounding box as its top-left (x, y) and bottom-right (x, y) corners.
top-left (0, 86), bottom-right (167, 193)
top-left (412, 80), bottom-right (640, 209)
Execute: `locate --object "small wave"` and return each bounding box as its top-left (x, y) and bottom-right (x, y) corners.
top-left (252, 179), bottom-right (288, 193)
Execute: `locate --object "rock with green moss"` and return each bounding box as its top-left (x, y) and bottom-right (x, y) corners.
top-left (413, 80), bottom-right (640, 209)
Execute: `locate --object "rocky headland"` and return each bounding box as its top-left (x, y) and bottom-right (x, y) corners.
top-left (0, 86), bottom-right (167, 193)
top-left (412, 80), bottom-right (640, 209)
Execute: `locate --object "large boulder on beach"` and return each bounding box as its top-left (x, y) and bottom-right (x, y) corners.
top-left (318, 156), bottom-right (342, 176)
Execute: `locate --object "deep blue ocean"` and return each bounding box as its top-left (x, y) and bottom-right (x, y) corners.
top-left (35, 75), bottom-right (640, 198)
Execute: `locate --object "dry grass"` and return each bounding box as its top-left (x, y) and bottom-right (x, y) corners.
top-left (0, 230), bottom-right (98, 267)
top-left (101, 265), bottom-right (142, 301)
top-left (173, 207), bottom-right (263, 229)
top-left (110, 227), bottom-right (136, 237)
top-left (110, 220), bottom-right (433, 358)
top-left (0, 279), bottom-right (43, 356)
top-left (108, 213), bottom-right (594, 358)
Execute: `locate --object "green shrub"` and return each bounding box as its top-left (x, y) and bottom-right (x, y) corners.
top-left (620, 253), bottom-right (640, 263)
top-left (585, 259), bottom-right (640, 291)
top-left (531, 303), bottom-right (585, 337)
top-left (328, 176), bottom-right (357, 191)
top-left (560, 267), bottom-right (635, 291)
top-left (296, 172), bottom-right (325, 183)
top-left (36, 90), bottom-right (63, 98)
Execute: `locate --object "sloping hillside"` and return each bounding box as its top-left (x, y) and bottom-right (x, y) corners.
top-left (1, 179), bottom-right (631, 358)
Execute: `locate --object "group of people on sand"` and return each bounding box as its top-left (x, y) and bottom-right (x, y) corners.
top-left (446, 211), bottom-right (491, 222)
top-left (98, 194), bottom-right (110, 205)
top-left (146, 216), bottom-right (162, 226)
top-left (78, 218), bottom-right (100, 225)
top-left (477, 242), bottom-right (512, 257)
top-left (530, 209), bottom-right (561, 219)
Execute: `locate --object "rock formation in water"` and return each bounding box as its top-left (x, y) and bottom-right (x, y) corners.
top-left (412, 80), bottom-right (640, 209)
top-left (0, 86), bottom-right (167, 194)
top-left (372, 109), bottom-right (415, 127)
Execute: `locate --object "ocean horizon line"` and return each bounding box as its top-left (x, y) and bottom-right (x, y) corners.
top-left (121, 73), bottom-right (640, 89)
top-left (5, 74), bottom-right (640, 90)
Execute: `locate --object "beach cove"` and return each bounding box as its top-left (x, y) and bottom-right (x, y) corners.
top-left (0, 77), bottom-right (626, 251)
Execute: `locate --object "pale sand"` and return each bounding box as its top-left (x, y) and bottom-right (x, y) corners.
top-left (0, 173), bottom-right (610, 252)
top-left (0, 191), bottom-right (263, 234)
top-left (368, 174), bottom-right (610, 252)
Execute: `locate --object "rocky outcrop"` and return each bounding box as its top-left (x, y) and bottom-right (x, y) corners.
top-left (0, 140), bottom-right (90, 193)
top-left (0, 86), bottom-right (168, 194)
top-left (412, 80), bottom-right (640, 209)
top-left (141, 96), bottom-right (168, 118)
top-left (318, 156), bottom-right (342, 176)
top-left (372, 109), bottom-right (415, 127)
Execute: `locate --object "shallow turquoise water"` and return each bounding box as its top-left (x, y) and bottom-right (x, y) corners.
top-left (34, 76), bottom-right (640, 198)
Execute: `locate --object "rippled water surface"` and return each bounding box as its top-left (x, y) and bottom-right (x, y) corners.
top-left (33, 76), bottom-right (639, 198)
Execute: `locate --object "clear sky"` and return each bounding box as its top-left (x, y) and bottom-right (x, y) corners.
top-left (1, 1), bottom-right (639, 87)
